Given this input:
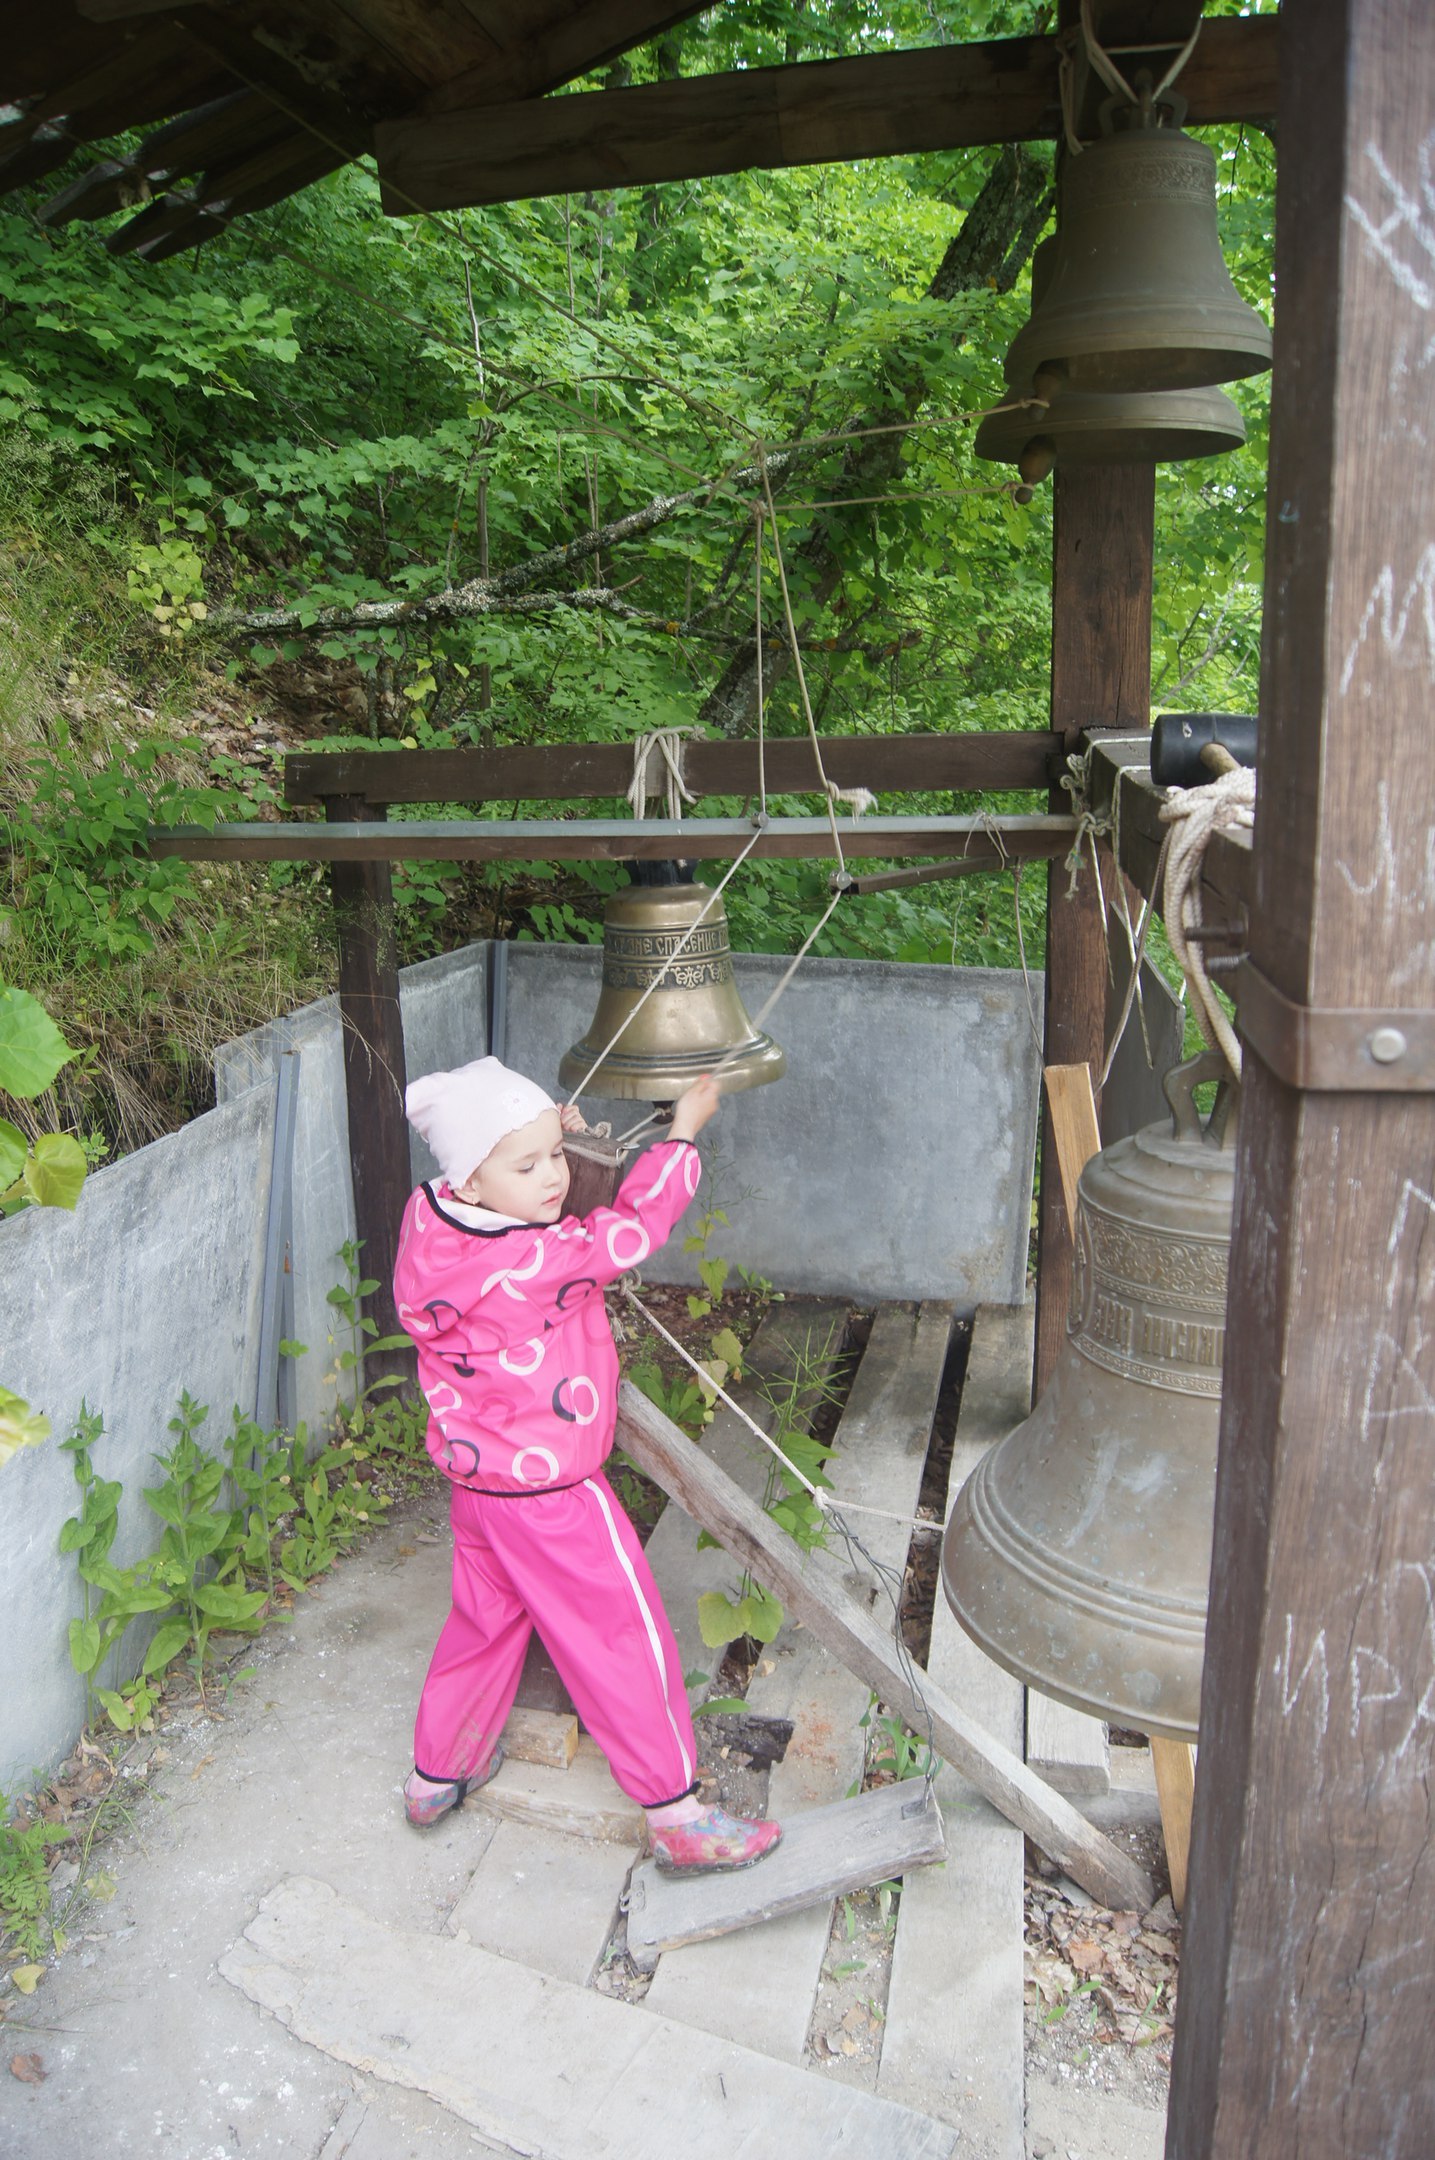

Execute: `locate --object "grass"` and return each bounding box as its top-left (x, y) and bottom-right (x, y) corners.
top-left (0, 454), bottom-right (334, 1154)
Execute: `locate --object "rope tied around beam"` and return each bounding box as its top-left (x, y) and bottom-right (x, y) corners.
top-left (1160, 758), bottom-right (1254, 1081)
top-left (626, 727), bottom-right (699, 821)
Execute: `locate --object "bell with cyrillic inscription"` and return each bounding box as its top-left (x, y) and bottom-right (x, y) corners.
top-left (558, 883), bottom-right (785, 1100)
top-left (941, 1052), bottom-right (1236, 1741)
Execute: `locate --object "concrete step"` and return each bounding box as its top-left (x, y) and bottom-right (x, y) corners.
top-left (221, 1873), bottom-right (962, 2160)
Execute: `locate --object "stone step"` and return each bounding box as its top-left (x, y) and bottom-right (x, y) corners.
top-left (220, 1873), bottom-right (961, 2160)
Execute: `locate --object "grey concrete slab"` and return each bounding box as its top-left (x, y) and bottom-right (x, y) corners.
top-left (0, 1082), bottom-right (275, 1794)
top-left (448, 1817), bottom-right (638, 1986)
top-left (503, 942), bottom-right (1041, 1304)
top-left (878, 1305), bottom-right (1031, 2159)
top-left (0, 1500), bottom-right (514, 2160)
top-left (220, 1872), bottom-right (960, 2159)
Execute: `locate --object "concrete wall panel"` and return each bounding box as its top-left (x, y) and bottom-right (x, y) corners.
top-left (1, 1085), bottom-right (273, 1792)
top-left (499, 942), bottom-right (1040, 1306)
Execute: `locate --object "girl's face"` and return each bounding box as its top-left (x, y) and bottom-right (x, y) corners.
top-left (460, 1109), bottom-right (570, 1222)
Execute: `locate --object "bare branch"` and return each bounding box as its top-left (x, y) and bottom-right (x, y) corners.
top-left (216, 447), bottom-right (819, 641)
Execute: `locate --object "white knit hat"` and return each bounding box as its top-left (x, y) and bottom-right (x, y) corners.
top-left (404, 1056), bottom-right (557, 1191)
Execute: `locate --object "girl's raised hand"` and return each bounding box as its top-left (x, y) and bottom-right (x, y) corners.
top-left (670, 1073), bottom-right (722, 1142)
top-left (559, 1103), bottom-right (590, 1134)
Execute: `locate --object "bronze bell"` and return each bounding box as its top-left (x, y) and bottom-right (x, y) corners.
top-left (557, 882), bottom-right (785, 1100)
top-left (941, 1053), bottom-right (1237, 1741)
top-left (1003, 116), bottom-right (1272, 397)
top-left (978, 245), bottom-right (1246, 493)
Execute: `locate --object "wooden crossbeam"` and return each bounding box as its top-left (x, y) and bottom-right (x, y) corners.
top-left (1085, 731), bottom-right (1251, 923)
top-left (147, 811), bottom-right (1078, 866)
top-left (376, 15), bottom-right (1277, 212)
top-left (283, 730), bottom-right (1061, 809)
top-left (616, 1381), bottom-right (1154, 1911)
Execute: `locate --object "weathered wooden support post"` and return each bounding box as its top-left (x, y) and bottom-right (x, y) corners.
top-left (326, 794), bottom-right (412, 1381)
top-left (1035, 462), bottom-right (1155, 1396)
top-left (1168, 0), bottom-right (1435, 2149)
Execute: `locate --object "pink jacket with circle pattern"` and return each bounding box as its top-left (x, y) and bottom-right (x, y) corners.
top-left (393, 1138), bottom-right (701, 1495)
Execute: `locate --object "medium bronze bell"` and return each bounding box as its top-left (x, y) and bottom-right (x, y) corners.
top-left (978, 245), bottom-right (1246, 490)
top-left (941, 1053), bottom-right (1236, 1741)
top-left (1003, 117), bottom-right (1272, 397)
top-left (557, 883), bottom-right (785, 1100)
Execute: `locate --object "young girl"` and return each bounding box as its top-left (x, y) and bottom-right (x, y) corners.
top-left (395, 1054), bottom-right (782, 1875)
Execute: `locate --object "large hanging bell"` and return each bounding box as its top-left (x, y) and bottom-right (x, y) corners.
top-left (941, 1053), bottom-right (1237, 1741)
top-left (977, 241), bottom-right (1246, 492)
top-left (557, 882), bottom-right (785, 1100)
top-left (1003, 117), bottom-right (1272, 397)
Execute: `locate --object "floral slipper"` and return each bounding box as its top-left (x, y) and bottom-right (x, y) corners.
top-left (648, 1805), bottom-right (783, 1875)
top-left (403, 1741), bottom-right (505, 1827)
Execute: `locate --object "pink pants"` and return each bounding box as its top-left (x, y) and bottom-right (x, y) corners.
top-left (413, 1471), bottom-right (699, 1807)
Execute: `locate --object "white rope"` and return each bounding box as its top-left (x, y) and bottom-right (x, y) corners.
top-left (627, 728), bottom-right (698, 822)
top-left (756, 448), bottom-right (852, 874)
top-left (622, 1287), bottom-right (934, 1536)
top-left (712, 887), bottom-right (846, 1082)
top-left (1160, 765), bottom-right (1255, 1081)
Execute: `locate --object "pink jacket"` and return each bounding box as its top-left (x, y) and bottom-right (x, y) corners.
top-left (393, 1139), bottom-right (701, 1494)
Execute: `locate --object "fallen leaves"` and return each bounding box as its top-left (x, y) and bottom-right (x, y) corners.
top-left (10, 2051), bottom-right (45, 2084)
top-left (1024, 1878), bottom-right (1180, 2052)
top-left (9, 1966), bottom-right (45, 1996)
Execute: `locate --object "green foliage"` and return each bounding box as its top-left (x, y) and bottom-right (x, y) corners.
top-left (3, 740), bottom-right (234, 969)
top-left (54, 1247), bottom-right (428, 1735)
top-left (859, 1693), bottom-right (938, 1783)
top-left (0, 1794), bottom-right (69, 1959)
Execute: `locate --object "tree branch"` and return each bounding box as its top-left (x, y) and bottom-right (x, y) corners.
top-left (223, 579), bottom-right (919, 656)
top-left (217, 447), bottom-right (816, 640)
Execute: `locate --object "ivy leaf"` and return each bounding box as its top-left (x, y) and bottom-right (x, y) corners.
top-left (0, 1388), bottom-right (50, 1467)
top-left (0, 988), bottom-right (74, 1098)
top-left (22, 1134), bottom-right (87, 1211)
top-left (697, 1590), bottom-right (744, 1648)
top-left (0, 1117), bottom-right (26, 1188)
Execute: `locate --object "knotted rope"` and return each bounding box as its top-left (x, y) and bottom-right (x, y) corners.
top-left (1160, 762), bottom-right (1255, 1080)
top-left (626, 727), bottom-right (698, 821)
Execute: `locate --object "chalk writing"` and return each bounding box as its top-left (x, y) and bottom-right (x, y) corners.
top-left (1275, 1613), bottom-right (1330, 1738)
top-left (1344, 133), bottom-right (1435, 319)
top-left (1338, 548), bottom-right (1435, 698)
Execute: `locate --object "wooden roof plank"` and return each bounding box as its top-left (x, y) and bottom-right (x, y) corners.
top-left (35, 89), bottom-right (284, 224)
top-left (428, 0), bottom-right (718, 110)
top-left (377, 15), bottom-right (1277, 213)
top-left (112, 138), bottom-right (346, 256)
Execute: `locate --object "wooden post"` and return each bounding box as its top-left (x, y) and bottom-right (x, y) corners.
top-left (1168, 3), bottom-right (1435, 2151)
top-left (1035, 462), bottom-right (1155, 1397)
top-left (327, 796), bottom-right (412, 1379)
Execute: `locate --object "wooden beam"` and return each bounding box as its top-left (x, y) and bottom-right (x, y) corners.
top-left (425, 0), bottom-right (719, 114)
top-left (146, 811), bottom-right (1077, 865)
top-left (1168, 1), bottom-right (1435, 2151)
top-left (1034, 466), bottom-right (1154, 1405)
top-left (376, 15), bottom-right (1276, 211)
top-left (283, 730), bottom-right (1061, 808)
top-left (1085, 731), bottom-right (1250, 924)
top-left (328, 798), bottom-right (411, 1384)
top-left (616, 1381), bottom-right (1152, 1911)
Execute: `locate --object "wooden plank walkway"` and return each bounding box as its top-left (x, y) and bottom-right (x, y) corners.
top-left (420, 1299), bottom-right (1038, 2150)
top-left (879, 1304), bottom-right (1029, 2156)
top-left (641, 1301), bottom-right (952, 2056)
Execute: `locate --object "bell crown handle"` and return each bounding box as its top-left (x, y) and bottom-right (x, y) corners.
top-left (1162, 1049), bottom-right (1238, 1149)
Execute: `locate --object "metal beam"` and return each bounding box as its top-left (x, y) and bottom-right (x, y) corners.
top-left (147, 812), bottom-right (1078, 865)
